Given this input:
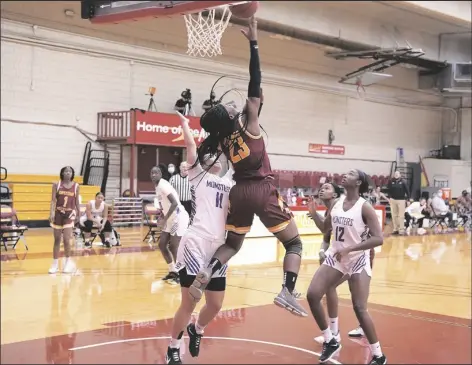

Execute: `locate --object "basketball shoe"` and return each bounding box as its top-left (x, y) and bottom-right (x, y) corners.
top-left (187, 323), bottom-right (203, 357)
top-left (348, 326), bottom-right (365, 337)
top-left (369, 355), bottom-right (387, 364)
top-left (273, 286), bottom-right (308, 317)
top-left (165, 347), bottom-right (182, 364)
top-left (314, 331), bottom-right (341, 344)
top-left (319, 337), bottom-right (341, 363)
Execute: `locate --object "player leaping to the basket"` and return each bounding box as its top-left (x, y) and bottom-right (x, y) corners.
top-left (187, 16), bottom-right (308, 317)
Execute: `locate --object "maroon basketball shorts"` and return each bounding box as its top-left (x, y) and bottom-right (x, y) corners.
top-left (51, 210), bottom-right (76, 229)
top-left (225, 179), bottom-right (293, 235)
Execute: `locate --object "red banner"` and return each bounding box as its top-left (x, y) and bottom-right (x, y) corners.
top-left (308, 143), bottom-right (345, 155)
top-left (133, 112), bottom-right (208, 146)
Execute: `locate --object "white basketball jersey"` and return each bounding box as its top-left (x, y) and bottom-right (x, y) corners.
top-left (188, 164), bottom-right (233, 241)
top-left (89, 200), bottom-right (105, 219)
top-left (330, 195), bottom-right (370, 261)
top-left (155, 178), bottom-right (182, 216)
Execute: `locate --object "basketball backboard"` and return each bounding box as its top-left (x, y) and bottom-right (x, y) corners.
top-left (341, 72), bottom-right (392, 87)
top-left (81, 0), bottom-right (250, 58)
top-left (81, 1), bottom-right (238, 24)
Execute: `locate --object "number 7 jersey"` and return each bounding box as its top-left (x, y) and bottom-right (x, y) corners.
top-left (223, 119), bottom-right (273, 182)
top-left (330, 195), bottom-right (370, 262)
top-left (187, 163), bottom-right (234, 241)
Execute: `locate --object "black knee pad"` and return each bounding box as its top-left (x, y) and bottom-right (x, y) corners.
top-left (282, 235), bottom-right (303, 257)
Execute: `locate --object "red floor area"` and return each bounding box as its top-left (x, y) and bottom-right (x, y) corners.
top-left (1, 299), bottom-right (470, 364)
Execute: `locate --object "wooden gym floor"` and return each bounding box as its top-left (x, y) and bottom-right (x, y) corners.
top-left (1, 228), bottom-right (471, 364)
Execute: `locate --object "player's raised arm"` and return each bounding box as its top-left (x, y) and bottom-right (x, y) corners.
top-left (241, 16), bottom-right (262, 136)
top-left (176, 111), bottom-right (197, 166)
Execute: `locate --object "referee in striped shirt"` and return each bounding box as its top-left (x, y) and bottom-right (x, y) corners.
top-left (170, 161), bottom-right (192, 216)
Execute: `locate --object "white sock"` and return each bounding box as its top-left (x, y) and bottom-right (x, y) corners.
top-left (370, 342), bottom-right (382, 357)
top-left (322, 328), bottom-right (334, 343)
top-left (168, 262), bottom-right (176, 273)
top-left (52, 259), bottom-right (58, 266)
top-left (195, 321), bottom-right (205, 335)
top-left (329, 317), bottom-right (339, 335)
top-left (169, 338), bottom-right (181, 349)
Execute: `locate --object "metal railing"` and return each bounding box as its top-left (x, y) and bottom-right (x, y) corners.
top-left (110, 197), bottom-right (143, 227)
top-left (97, 111), bottom-right (132, 141)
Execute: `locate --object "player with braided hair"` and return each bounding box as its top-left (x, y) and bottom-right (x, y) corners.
top-left (187, 16), bottom-right (307, 318)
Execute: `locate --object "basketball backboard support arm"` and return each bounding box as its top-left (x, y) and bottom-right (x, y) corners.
top-left (325, 47), bottom-right (424, 61)
top-left (81, 0), bottom-right (238, 24)
top-left (328, 47), bottom-right (425, 84)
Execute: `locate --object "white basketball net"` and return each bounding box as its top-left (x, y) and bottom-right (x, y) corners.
top-left (183, 6), bottom-right (232, 58)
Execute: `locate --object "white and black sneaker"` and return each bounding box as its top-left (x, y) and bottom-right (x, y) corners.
top-left (319, 337), bottom-right (341, 363)
top-left (167, 275), bottom-right (180, 286)
top-left (162, 272), bottom-right (175, 281)
top-left (348, 326), bottom-right (365, 338)
top-left (369, 355), bottom-right (387, 365)
top-left (165, 347), bottom-right (182, 364)
top-left (187, 323), bottom-right (203, 357)
top-left (314, 331), bottom-right (341, 344)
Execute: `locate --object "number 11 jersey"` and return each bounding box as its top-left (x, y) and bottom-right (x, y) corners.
top-left (188, 163), bottom-right (233, 241)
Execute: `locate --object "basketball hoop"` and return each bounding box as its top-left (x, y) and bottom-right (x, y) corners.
top-left (183, 6), bottom-right (233, 58)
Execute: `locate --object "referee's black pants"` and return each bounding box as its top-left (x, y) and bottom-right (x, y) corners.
top-left (181, 200), bottom-right (192, 216)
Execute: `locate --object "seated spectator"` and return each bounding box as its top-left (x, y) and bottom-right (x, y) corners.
top-left (405, 199), bottom-right (426, 228)
top-left (419, 198), bottom-right (431, 220)
top-left (456, 190), bottom-right (471, 225)
top-left (79, 192), bottom-right (113, 248)
top-left (456, 190), bottom-right (472, 213)
top-left (431, 192), bottom-right (454, 226)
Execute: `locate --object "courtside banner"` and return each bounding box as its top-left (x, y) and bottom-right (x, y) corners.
top-left (133, 112), bottom-right (208, 146)
top-left (308, 143), bottom-right (345, 155)
top-left (246, 206), bottom-right (386, 239)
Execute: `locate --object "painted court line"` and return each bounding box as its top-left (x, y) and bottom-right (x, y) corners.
top-left (69, 335), bottom-right (342, 364)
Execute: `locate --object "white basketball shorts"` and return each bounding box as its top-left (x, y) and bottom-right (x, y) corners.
top-left (162, 207), bottom-right (189, 237)
top-left (322, 248), bottom-right (372, 277)
top-left (175, 229), bottom-right (228, 278)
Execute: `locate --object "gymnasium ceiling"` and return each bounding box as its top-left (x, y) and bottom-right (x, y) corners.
top-left (1, 1), bottom-right (469, 51)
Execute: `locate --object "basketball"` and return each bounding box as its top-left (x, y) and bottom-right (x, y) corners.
top-left (230, 1), bottom-right (259, 19)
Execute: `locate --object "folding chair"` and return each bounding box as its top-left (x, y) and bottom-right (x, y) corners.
top-left (429, 205), bottom-right (448, 230)
top-left (456, 210), bottom-right (471, 230)
top-left (0, 205), bottom-right (28, 251)
top-left (143, 204), bottom-right (162, 243)
top-left (76, 204), bottom-right (102, 246)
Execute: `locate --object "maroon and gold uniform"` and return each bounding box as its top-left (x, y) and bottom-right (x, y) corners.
top-left (223, 123), bottom-right (292, 235)
top-left (51, 181), bottom-right (78, 229)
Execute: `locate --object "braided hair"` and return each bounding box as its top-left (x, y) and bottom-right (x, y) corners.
top-left (193, 76), bottom-right (265, 175)
top-left (194, 104), bottom-right (235, 169)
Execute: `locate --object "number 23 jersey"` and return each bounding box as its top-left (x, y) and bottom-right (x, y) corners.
top-left (223, 118), bottom-right (273, 182)
top-left (330, 195), bottom-right (370, 263)
top-left (188, 163), bottom-right (233, 241)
